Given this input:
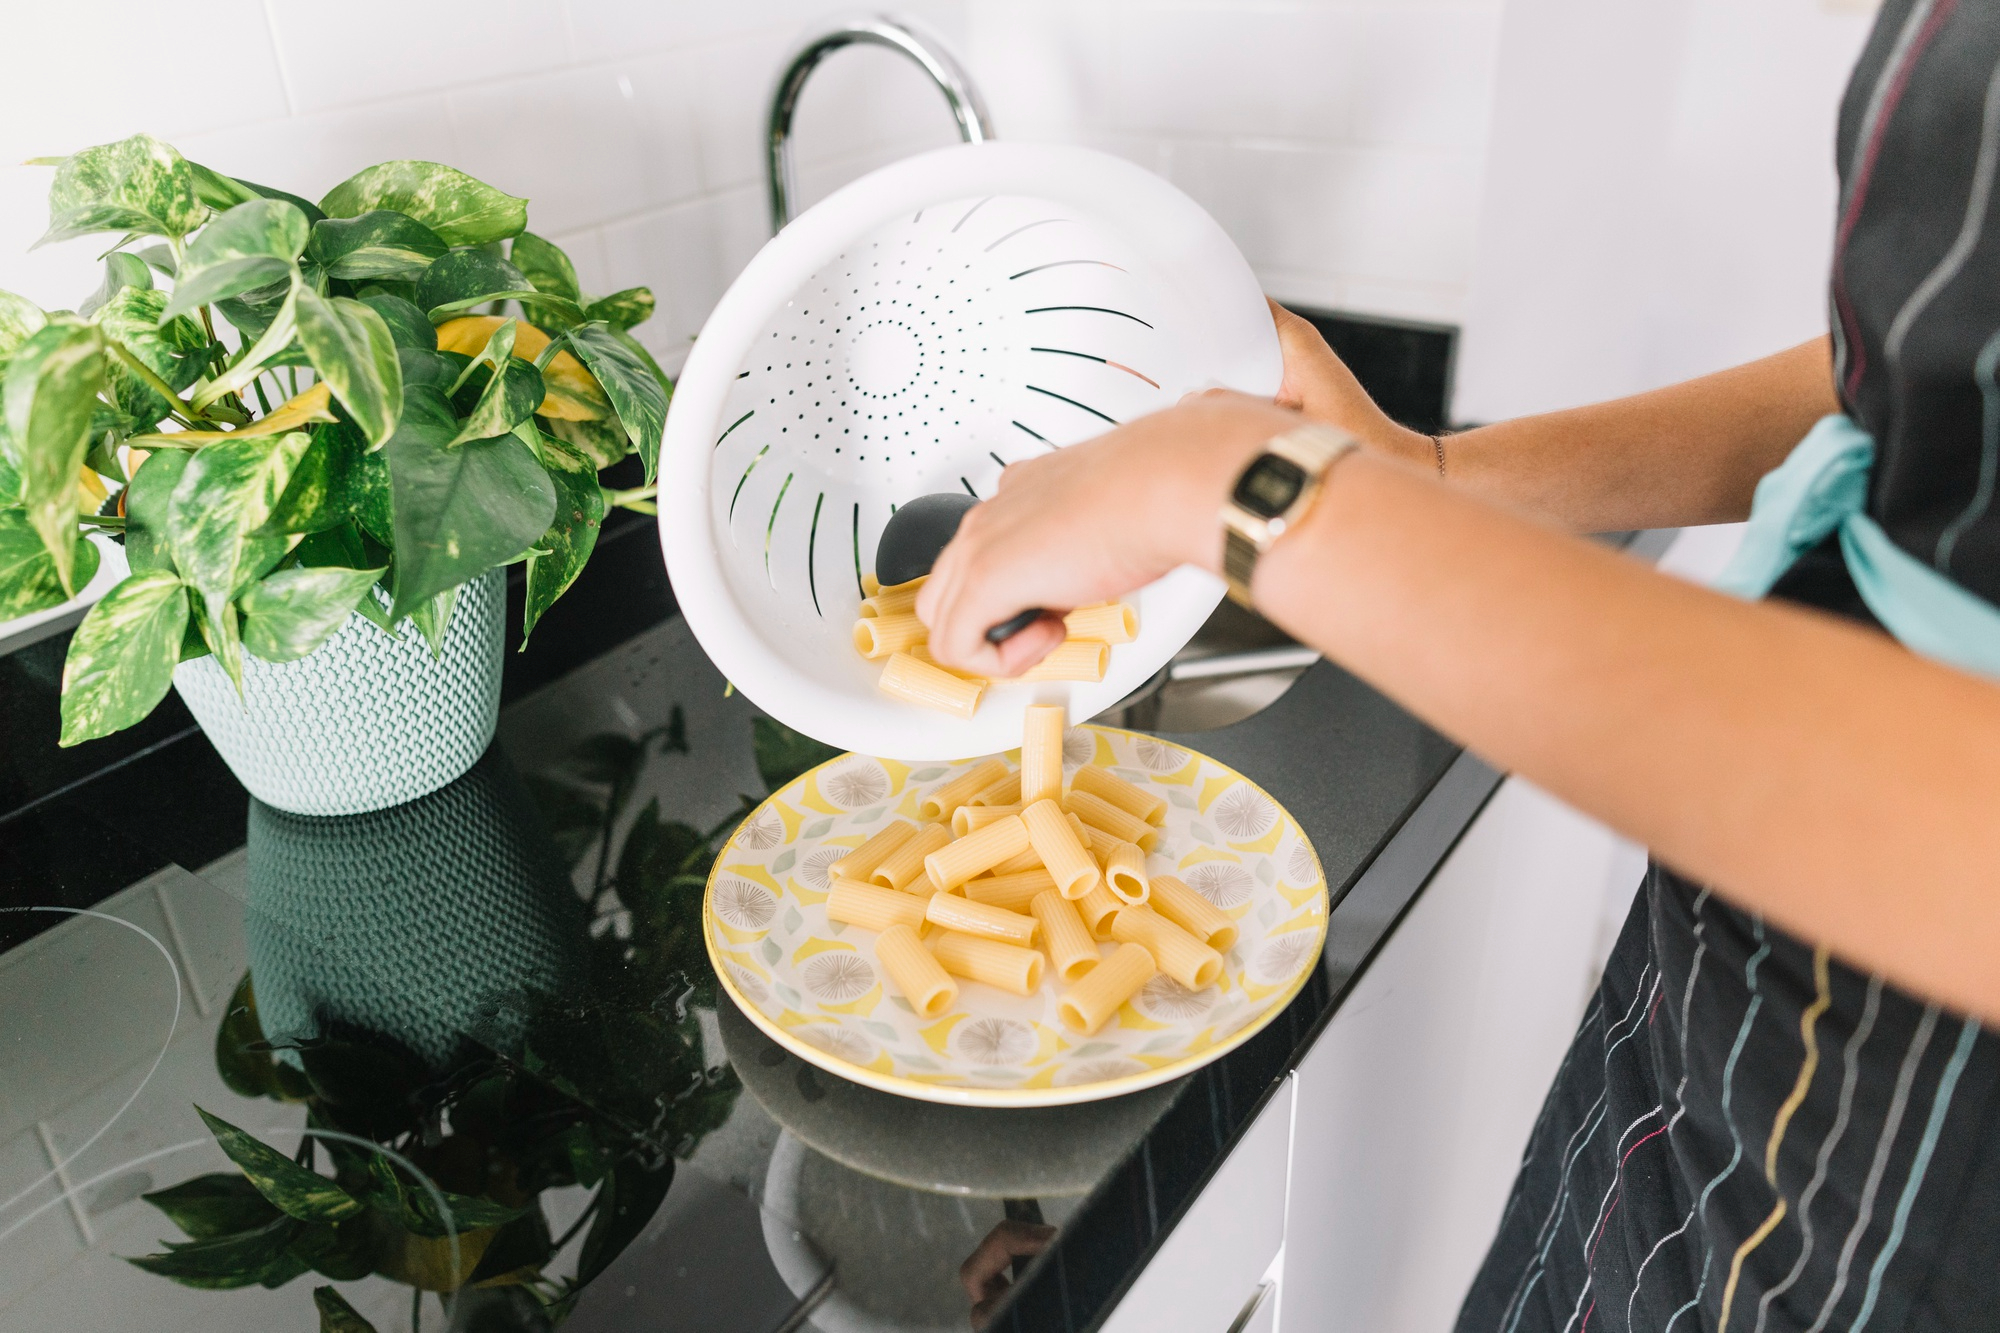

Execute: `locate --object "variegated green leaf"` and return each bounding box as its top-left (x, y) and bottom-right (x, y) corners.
top-left (312, 1286), bottom-right (379, 1333)
top-left (123, 1213), bottom-right (303, 1290)
top-left (319, 161), bottom-right (526, 248)
top-left (39, 135), bottom-right (205, 246)
top-left (565, 322), bottom-right (667, 484)
top-left (94, 287), bottom-right (206, 428)
top-left (187, 162), bottom-right (258, 212)
top-left (0, 507), bottom-right (98, 617)
top-left (584, 286), bottom-right (655, 331)
top-left (416, 248), bottom-right (584, 325)
top-left (295, 289), bottom-right (402, 448)
top-left (522, 434), bottom-right (603, 644)
top-left (123, 448), bottom-right (188, 574)
top-left (58, 570), bottom-right (189, 745)
top-left (240, 563), bottom-right (382, 662)
top-left (141, 1173), bottom-right (282, 1241)
top-left (385, 387), bottom-right (555, 619)
top-left (0, 289), bottom-right (49, 371)
top-left (191, 276), bottom-right (299, 413)
top-left (510, 231), bottom-right (580, 300)
top-left (194, 1107), bottom-right (364, 1223)
top-left (308, 210), bottom-right (446, 281)
top-left (5, 319), bottom-right (105, 594)
top-left (359, 293), bottom-right (434, 351)
top-left (79, 252), bottom-right (153, 318)
top-left (162, 199), bottom-right (309, 320)
top-left (405, 582), bottom-right (457, 656)
top-left (444, 317), bottom-right (543, 447)
top-left (167, 431), bottom-right (313, 670)
top-left (265, 416), bottom-right (387, 537)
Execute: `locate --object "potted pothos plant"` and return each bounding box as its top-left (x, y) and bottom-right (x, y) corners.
top-left (0, 133), bottom-right (670, 815)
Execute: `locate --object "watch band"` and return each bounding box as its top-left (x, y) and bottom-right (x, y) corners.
top-left (1219, 423), bottom-right (1358, 607)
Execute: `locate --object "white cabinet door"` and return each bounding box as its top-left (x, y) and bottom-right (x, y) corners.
top-left (1100, 1076), bottom-right (1294, 1333)
top-left (1280, 778), bottom-right (1643, 1332)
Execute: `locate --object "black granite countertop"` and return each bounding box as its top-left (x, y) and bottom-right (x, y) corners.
top-left (0, 513), bottom-right (1496, 1333)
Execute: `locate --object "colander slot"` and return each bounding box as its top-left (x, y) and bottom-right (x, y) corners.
top-left (1008, 259), bottom-right (1127, 281)
top-left (729, 443), bottom-right (772, 522)
top-left (764, 472), bottom-right (795, 583)
top-left (1012, 421), bottom-right (1054, 448)
top-left (851, 502), bottom-right (863, 597)
top-left (1025, 384), bottom-right (1119, 426)
top-left (808, 492), bottom-right (826, 615)
top-left (950, 196), bottom-right (996, 232)
top-left (983, 218), bottom-right (1072, 252)
top-left (1030, 346), bottom-right (1162, 389)
top-left (716, 409), bottom-right (755, 450)
top-left (987, 451), bottom-right (1009, 469)
top-left (1023, 305), bottom-right (1155, 329)
top-left (959, 476), bottom-right (979, 497)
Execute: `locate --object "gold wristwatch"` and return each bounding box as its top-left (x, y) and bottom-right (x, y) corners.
top-left (1219, 423), bottom-right (1358, 607)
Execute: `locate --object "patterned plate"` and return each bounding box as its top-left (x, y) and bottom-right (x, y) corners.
top-left (704, 725), bottom-right (1328, 1107)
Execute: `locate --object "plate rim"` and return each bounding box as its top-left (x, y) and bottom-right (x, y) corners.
top-left (703, 723), bottom-right (1328, 1108)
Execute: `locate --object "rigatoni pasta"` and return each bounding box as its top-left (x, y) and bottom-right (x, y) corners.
top-left (1019, 639), bottom-right (1108, 682)
top-left (1149, 874), bottom-right (1239, 952)
top-left (1022, 798), bottom-right (1099, 899)
top-left (963, 868), bottom-right (1058, 914)
top-left (987, 845), bottom-right (1045, 876)
top-left (832, 820), bottom-right (917, 883)
top-left (878, 652), bottom-right (985, 719)
top-left (928, 930), bottom-right (1046, 996)
top-left (861, 577), bottom-right (925, 617)
top-left (1032, 890), bottom-right (1100, 983)
top-left (1019, 704), bottom-right (1065, 807)
top-left (1109, 905), bottom-right (1223, 990)
top-left (952, 802), bottom-right (1023, 837)
top-left (828, 880), bottom-right (930, 933)
top-left (853, 612), bottom-right (928, 658)
top-left (925, 892), bottom-right (1039, 947)
top-left (1063, 602), bottom-right (1138, 644)
top-left (1057, 942), bottom-right (1155, 1034)
top-left (970, 772), bottom-right (1021, 807)
top-left (873, 822), bottom-right (952, 892)
top-left (1070, 765), bottom-right (1167, 827)
top-left (1101, 838), bottom-right (1150, 906)
top-left (875, 923), bottom-right (957, 1017)
top-left (924, 814), bottom-right (1031, 892)
top-left (1075, 880), bottom-right (1124, 938)
top-left (921, 758), bottom-right (1008, 822)
top-left (1065, 790), bottom-right (1159, 852)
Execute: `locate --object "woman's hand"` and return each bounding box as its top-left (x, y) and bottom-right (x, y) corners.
top-left (916, 393), bottom-right (1300, 677)
top-left (1268, 298), bottom-right (1431, 459)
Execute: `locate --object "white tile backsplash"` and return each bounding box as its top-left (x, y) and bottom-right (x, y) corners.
top-left (0, 0), bottom-right (1506, 386)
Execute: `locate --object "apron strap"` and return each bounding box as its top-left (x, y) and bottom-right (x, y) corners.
top-left (1713, 413), bottom-right (2000, 678)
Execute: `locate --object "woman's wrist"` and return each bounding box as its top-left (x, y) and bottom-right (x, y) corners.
top-left (1149, 397), bottom-right (1305, 575)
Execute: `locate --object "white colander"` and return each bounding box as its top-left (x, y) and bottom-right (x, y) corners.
top-left (658, 141), bottom-right (1280, 760)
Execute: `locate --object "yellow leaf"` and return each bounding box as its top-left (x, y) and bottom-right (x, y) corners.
top-left (128, 383), bottom-right (338, 446)
top-left (377, 1225), bottom-right (496, 1292)
top-left (435, 315), bottom-right (608, 421)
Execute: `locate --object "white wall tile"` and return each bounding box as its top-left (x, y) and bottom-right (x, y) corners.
top-left (691, 34), bottom-right (792, 195)
top-left (170, 97), bottom-right (463, 203)
top-left (1348, 8), bottom-right (1502, 151)
top-left (1114, 4), bottom-right (1351, 141)
top-left (263, 0), bottom-right (576, 114)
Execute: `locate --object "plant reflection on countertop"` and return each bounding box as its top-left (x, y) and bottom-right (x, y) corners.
top-left (125, 717), bottom-right (839, 1329)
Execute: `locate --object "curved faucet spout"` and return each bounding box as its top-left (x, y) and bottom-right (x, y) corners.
top-left (766, 15), bottom-right (995, 233)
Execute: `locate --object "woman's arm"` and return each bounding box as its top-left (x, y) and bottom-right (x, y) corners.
top-left (918, 394), bottom-right (2000, 1028)
top-left (1271, 302), bottom-right (1840, 532)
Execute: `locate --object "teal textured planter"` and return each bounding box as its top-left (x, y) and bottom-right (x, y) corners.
top-left (172, 569), bottom-right (504, 816)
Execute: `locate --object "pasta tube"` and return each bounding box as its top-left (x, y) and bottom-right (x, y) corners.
top-left (970, 771), bottom-right (1021, 806)
top-left (963, 869), bottom-right (1058, 914)
top-left (926, 892), bottom-right (1039, 947)
top-left (831, 820), bottom-right (917, 883)
top-left (1067, 811), bottom-right (1110, 861)
top-left (1064, 602), bottom-right (1138, 644)
top-left (873, 822), bottom-right (953, 891)
top-left (953, 802), bottom-right (1023, 837)
top-left (924, 814), bottom-right (1031, 892)
top-left (1019, 704), bottom-right (1065, 807)
top-left (1070, 765), bottom-right (1167, 826)
top-left (1022, 798), bottom-right (1100, 899)
top-left (875, 923), bottom-right (957, 1018)
top-left (862, 571), bottom-right (881, 597)
top-left (1032, 890), bottom-right (1100, 983)
top-left (988, 846), bottom-right (1045, 876)
top-left (928, 930), bottom-right (1046, 996)
top-left (879, 652), bottom-right (986, 718)
top-left (1065, 790), bottom-right (1159, 852)
top-left (828, 879), bottom-right (929, 933)
top-left (1149, 874), bottom-right (1239, 952)
top-left (920, 758), bottom-right (1009, 822)
top-left (1020, 639), bottom-right (1108, 682)
top-left (1101, 838), bottom-right (1150, 906)
top-left (1110, 905), bottom-right (1223, 990)
top-left (1057, 942), bottom-right (1155, 1035)
top-left (1075, 880), bottom-right (1124, 938)
top-left (861, 577), bottom-right (925, 618)
top-left (853, 612), bottom-right (928, 658)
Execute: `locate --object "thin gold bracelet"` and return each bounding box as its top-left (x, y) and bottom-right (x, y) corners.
top-left (1430, 431), bottom-right (1447, 479)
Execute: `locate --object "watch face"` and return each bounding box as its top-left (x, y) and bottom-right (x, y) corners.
top-left (1233, 454), bottom-right (1307, 520)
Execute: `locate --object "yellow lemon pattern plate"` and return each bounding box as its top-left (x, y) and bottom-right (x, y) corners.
top-left (704, 725), bottom-right (1328, 1106)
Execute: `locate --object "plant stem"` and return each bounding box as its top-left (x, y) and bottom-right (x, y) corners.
top-left (108, 342), bottom-right (209, 422)
top-left (411, 1285), bottom-right (422, 1333)
top-left (77, 514), bottom-right (126, 530)
top-left (550, 1191), bottom-right (603, 1253)
top-left (602, 483), bottom-right (658, 514)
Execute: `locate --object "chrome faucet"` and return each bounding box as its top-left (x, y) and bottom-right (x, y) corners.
top-left (765, 15), bottom-right (995, 233)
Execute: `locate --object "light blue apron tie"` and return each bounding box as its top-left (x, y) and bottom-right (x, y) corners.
top-left (1713, 413), bottom-right (2000, 678)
